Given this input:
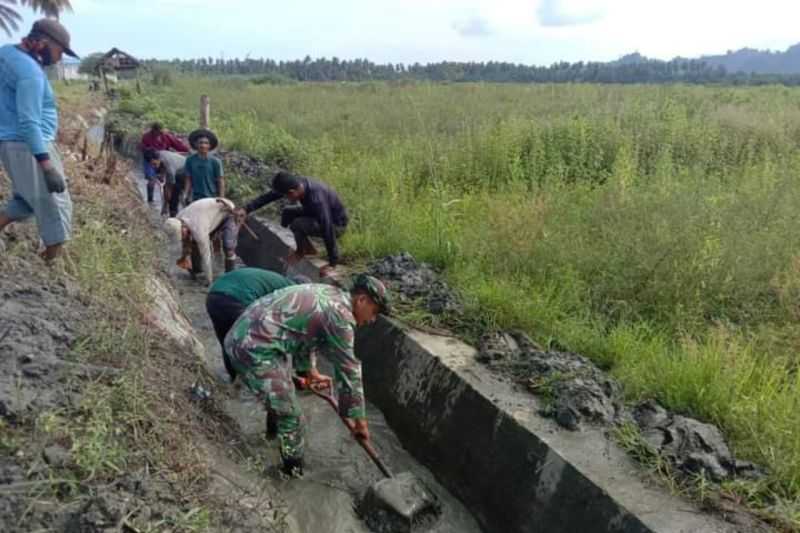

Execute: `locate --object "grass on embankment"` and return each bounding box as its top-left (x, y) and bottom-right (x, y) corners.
top-left (0, 85), bottom-right (250, 531)
top-left (114, 78), bottom-right (800, 522)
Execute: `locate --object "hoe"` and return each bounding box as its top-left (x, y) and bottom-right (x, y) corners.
top-left (298, 377), bottom-right (442, 533)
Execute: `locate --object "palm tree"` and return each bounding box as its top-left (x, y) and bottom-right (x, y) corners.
top-left (0, 0), bottom-right (73, 37)
top-left (22, 0), bottom-right (73, 18)
top-left (0, 1), bottom-right (22, 38)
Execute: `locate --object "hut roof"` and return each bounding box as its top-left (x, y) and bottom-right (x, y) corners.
top-left (96, 48), bottom-right (140, 72)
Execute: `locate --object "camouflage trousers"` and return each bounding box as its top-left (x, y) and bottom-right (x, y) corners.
top-left (230, 351), bottom-right (306, 461)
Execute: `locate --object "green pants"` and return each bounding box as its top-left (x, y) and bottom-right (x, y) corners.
top-left (231, 352), bottom-right (305, 460)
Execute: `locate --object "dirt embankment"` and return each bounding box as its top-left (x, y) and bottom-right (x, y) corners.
top-left (0, 95), bottom-right (285, 532)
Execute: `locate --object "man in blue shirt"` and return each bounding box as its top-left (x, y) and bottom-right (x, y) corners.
top-left (0, 19), bottom-right (78, 262)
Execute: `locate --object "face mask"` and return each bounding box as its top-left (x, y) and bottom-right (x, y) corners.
top-left (38, 46), bottom-right (55, 67)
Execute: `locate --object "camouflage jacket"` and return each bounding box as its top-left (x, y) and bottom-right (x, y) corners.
top-left (226, 284), bottom-right (366, 419)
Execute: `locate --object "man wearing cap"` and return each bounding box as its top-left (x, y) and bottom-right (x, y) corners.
top-left (0, 19), bottom-right (79, 262)
top-left (183, 129), bottom-right (225, 204)
top-left (224, 274), bottom-right (390, 476)
top-left (206, 267), bottom-right (316, 383)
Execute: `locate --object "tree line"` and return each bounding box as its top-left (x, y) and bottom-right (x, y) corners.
top-left (136, 55), bottom-right (800, 85)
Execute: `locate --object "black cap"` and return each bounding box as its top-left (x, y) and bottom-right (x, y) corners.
top-left (32, 19), bottom-right (79, 59)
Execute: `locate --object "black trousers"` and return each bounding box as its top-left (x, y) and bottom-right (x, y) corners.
top-left (205, 292), bottom-right (247, 381)
top-left (280, 206), bottom-right (345, 253)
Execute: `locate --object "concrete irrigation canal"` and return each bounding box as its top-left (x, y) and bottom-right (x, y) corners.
top-left (130, 159), bottom-right (740, 532)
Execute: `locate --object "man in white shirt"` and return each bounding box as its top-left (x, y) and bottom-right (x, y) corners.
top-left (164, 198), bottom-right (243, 284)
top-left (144, 149), bottom-right (187, 216)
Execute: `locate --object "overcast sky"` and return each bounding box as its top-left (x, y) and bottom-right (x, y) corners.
top-left (6, 0), bottom-right (800, 65)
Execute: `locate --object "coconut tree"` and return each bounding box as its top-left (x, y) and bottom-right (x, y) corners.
top-left (0, 0), bottom-right (73, 36)
top-left (0, 1), bottom-right (22, 38)
top-left (22, 0), bottom-right (73, 18)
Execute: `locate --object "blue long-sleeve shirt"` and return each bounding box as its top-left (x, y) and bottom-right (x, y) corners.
top-left (0, 45), bottom-right (57, 160)
top-left (245, 177), bottom-right (349, 265)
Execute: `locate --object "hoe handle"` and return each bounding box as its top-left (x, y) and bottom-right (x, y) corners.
top-left (303, 379), bottom-right (394, 479)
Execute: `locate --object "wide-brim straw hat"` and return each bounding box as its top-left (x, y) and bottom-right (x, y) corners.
top-left (188, 129), bottom-right (219, 151)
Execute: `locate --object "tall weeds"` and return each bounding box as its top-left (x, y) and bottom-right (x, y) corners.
top-left (132, 79), bottom-right (800, 507)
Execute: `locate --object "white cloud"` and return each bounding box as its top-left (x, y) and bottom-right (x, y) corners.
top-left (12, 0), bottom-right (800, 67)
top-left (453, 17), bottom-right (493, 37)
top-left (537, 0), bottom-right (605, 27)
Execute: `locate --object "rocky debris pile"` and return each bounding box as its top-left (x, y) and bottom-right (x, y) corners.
top-left (219, 150), bottom-right (276, 181)
top-left (476, 331), bottom-right (767, 485)
top-left (477, 331), bottom-right (623, 430)
top-left (369, 253), bottom-right (461, 315)
top-left (632, 401), bottom-right (766, 483)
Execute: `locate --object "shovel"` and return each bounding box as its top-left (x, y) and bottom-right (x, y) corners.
top-left (297, 377), bottom-right (442, 533)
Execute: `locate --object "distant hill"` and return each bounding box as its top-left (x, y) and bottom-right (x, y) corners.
top-left (700, 44), bottom-right (800, 74)
top-left (616, 44), bottom-right (800, 75)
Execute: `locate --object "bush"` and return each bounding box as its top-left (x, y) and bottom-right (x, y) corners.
top-left (151, 67), bottom-right (175, 86)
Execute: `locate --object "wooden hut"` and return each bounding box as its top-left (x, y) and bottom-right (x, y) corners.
top-left (96, 48), bottom-right (141, 79)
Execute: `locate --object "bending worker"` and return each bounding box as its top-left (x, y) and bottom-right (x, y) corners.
top-left (164, 197), bottom-right (242, 284)
top-left (206, 267), bottom-right (316, 383)
top-left (139, 122), bottom-right (189, 205)
top-left (224, 275), bottom-right (390, 476)
top-left (143, 149), bottom-right (186, 217)
top-left (235, 171), bottom-right (348, 277)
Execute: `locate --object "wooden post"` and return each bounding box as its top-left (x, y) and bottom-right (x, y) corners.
top-left (200, 95), bottom-right (210, 129)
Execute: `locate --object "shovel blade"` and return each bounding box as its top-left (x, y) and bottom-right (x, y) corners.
top-left (359, 472), bottom-right (441, 533)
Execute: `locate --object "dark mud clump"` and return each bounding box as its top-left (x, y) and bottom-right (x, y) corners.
top-left (358, 472), bottom-right (442, 533)
top-left (369, 253), bottom-right (461, 315)
top-left (633, 400), bottom-right (767, 483)
top-left (476, 330), bottom-right (767, 486)
top-left (218, 150), bottom-right (276, 182)
top-left (477, 331), bottom-right (623, 430)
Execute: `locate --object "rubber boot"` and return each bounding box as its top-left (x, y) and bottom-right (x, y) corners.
top-left (281, 456), bottom-right (304, 477)
top-left (266, 412), bottom-right (278, 441)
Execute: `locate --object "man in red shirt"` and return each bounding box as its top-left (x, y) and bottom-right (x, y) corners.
top-left (139, 122), bottom-right (189, 204)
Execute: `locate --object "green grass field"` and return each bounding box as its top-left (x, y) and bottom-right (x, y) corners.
top-left (116, 78), bottom-right (800, 521)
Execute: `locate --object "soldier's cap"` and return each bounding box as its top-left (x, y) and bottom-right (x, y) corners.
top-left (352, 274), bottom-right (391, 315)
top-left (32, 19), bottom-right (79, 59)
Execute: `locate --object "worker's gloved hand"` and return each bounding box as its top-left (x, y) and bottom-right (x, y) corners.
top-left (351, 418), bottom-right (370, 442)
top-left (42, 166), bottom-right (66, 193)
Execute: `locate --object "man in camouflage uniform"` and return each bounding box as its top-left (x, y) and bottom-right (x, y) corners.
top-left (224, 274), bottom-right (390, 476)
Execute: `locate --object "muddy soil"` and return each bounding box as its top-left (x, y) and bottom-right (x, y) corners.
top-left (476, 330), bottom-right (767, 490)
top-left (368, 253), bottom-right (461, 316)
top-left (0, 126), bottom-right (287, 532)
top-left (141, 176), bottom-right (482, 533)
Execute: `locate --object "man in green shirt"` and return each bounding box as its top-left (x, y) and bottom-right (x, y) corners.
top-left (184, 129), bottom-right (225, 203)
top-left (206, 268), bottom-right (313, 382)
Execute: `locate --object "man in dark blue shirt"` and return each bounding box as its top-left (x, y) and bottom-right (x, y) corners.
top-left (236, 171), bottom-right (348, 277)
